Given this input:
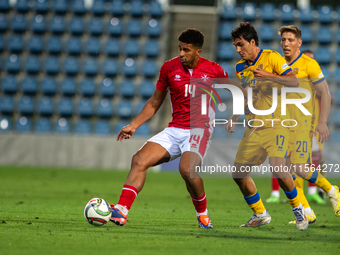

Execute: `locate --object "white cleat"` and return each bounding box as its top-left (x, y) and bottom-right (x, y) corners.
top-left (241, 212), bottom-right (271, 227)
top-left (292, 206), bottom-right (308, 230)
top-left (328, 186), bottom-right (340, 216)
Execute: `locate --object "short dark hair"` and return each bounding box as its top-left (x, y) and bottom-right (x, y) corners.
top-left (278, 25), bottom-right (302, 39)
top-left (178, 28), bottom-right (204, 48)
top-left (231, 22), bottom-right (259, 46)
top-left (302, 49), bottom-right (313, 55)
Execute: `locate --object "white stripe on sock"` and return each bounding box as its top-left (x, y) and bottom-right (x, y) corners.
top-left (123, 187), bottom-right (138, 197)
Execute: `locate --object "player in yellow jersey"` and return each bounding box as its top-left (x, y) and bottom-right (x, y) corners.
top-left (278, 25), bottom-right (340, 221)
top-left (226, 22), bottom-right (308, 230)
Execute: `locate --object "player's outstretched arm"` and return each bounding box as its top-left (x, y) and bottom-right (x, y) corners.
top-left (314, 80), bottom-right (331, 143)
top-left (117, 89), bottom-right (168, 141)
top-left (249, 68), bottom-right (299, 87)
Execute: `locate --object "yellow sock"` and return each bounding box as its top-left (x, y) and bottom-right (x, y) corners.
top-left (304, 169), bottom-right (332, 194)
top-left (294, 176), bottom-right (310, 209)
top-left (284, 187), bottom-right (300, 208)
top-left (244, 191), bottom-right (266, 215)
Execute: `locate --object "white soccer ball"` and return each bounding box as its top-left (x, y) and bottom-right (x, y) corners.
top-left (84, 198), bottom-right (111, 226)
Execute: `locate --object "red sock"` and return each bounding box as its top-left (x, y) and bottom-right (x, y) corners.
top-left (272, 174), bottom-right (279, 191)
top-left (191, 194), bottom-right (207, 213)
top-left (117, 185), bottom-right (138, 210)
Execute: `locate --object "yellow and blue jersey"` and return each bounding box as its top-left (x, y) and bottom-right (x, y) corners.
top-left (235, 49), bottom-right (292, 126)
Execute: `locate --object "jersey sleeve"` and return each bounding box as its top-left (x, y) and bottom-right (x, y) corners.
top-left (156, 62), bottom-right (169, 91)
top-left (215, 63), bottom-right (229, 82)
top-left (307, 59), bottom-right (325, 85)
top-left (269, 51), bottom-right (292, 76)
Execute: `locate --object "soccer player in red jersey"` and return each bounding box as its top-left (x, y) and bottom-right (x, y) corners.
top-left (110, 28), bottom-right (241, 228)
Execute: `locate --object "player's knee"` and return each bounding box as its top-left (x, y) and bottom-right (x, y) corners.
top-left (131, 151), bottom-right (150, 171)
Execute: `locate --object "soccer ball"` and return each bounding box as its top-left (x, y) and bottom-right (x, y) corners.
top-left (84, 198), bottom-right (111, 226)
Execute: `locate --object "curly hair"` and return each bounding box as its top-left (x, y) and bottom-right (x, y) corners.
top-left (231, 22), bottom-right (259, 46)
top-left (178, 28), bottom-right (204, 48)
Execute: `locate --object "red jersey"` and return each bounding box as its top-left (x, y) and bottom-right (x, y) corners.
top-left (156, 56), bottom-right (228, 131)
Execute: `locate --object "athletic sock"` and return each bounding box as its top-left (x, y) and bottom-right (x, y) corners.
top-left (327, 186), bottom-right (336, 195)
top-left (271, 175), bottom-right (280, 197)
top-left (284, 187), bottom-right (300, 208)
top-left (293, 174), bottom-right (310, 209)
top-left (305, 169), bottom-right (332, 194)
top-left (191, 194), bottom-right (207, 214)
top-left (244, 191), bottom-right (266, 215)
top-left (117, 184), bottom-right (138, 210)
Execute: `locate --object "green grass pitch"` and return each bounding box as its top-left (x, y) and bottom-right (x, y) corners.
top-left (0, 166), bottom-right (339, 255)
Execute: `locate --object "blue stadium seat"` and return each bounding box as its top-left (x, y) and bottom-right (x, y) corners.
top-left (315, 47), bottom-right (331, 65)
top-left (149, 1), bottom-right (163, 18)
top-left (332, 108), bottom-right (340, 126)
top-left (12, 14), bottom-right (26, 32)
top-left (100, 78), bottom-right (115, 97)
top-left (31, 14), bottom-right (46, 33)
top-left (0, 116), bottom-right (11, 132)
top-left (88, 17), bottom-right (103, 35)
top-left (41, 76), bottom-right (56, 95)
top-left (120, 79), bottom-right (135, 98)
top-left (117, 100), bottom-right (132, 118)
top-left (105, 38), bottom-right (120, 56)
top-left (259, 24), bottom-right (274, 42)
top-left (0, 14), bottom-right (7, 31)
top-left (57, 97), bottom-right (73, 116)
top-left (332, 88), bottom-right (340, 106)
top-left (279, 4), bottom-right (295, 23)
top-left (18, 96), bottom-right (34, 115)
top-left (139, 80), bottom-right (154, 98)
top-left (55, 118), bottom-right (71, 134)
top-left (0, 0), bottom-right (9, 11)
top-left (0, 95), bottom-right (14, 114)
top-left (0, 34), bottom-right (3, 51)
top-left (317, 26), bottom-right (332, 44)
top-left (91, 0), bottom-right (105, 15)
top-left (330, 129), bottom-right (340, 143)
top-left (69, 17), bottom-right (84, 34)
top-left (45, 56), bottom-right (59, 74)
top-left (16, 0), bottom-right (30, 12)
top-left (114, 120), bottom-right (129, 134)
top-left (132, 99), bottom-right (147, 116)
top-left (33, 0), bottom-right (48, 13)
top-left (111, 0), bottom-right (124, 16)
top-left (336, 29), bottom-right (340, 45)
top-left (300, 25), bottom-right (312, 44)
top-left (86, 37), bottom-right (100, 55)
top-left (80, 78), bottom-right (95, 97)
top-left (260, 3), bottom-right (275, 22)
top-left (83, 58), bottom-right (98, 76)
top-left (221, 3), bottom-right (237, 21)
top-left (219, 22), bottom-right (234, 41)
top-left (64, 57), bottom-right (79, 75)
top-left (25, 55), bottom-right (40, 74)
top-left (299, 7), bottom-right (314, 24)
top-left (78, 97), bottom-right (93, 117)
top-left (2, 75), bottom-right (17, 94)
top-left (8, 34), bottom-right (23, 52)
top-left (52, 0), bottom-right (68, 14)
top-left (241, 2), bottom-right (256, 21)
top-left (47, 36), bottom-right (62, 54)
top-left (108, 17), bottom-right (122, 36)
top-left (103, 58), bottom-right (118, 76)
top-left (66, 37), bottom-right (81, 55)
top-left (127, 19), bottom-right (142, 37)
top-left (144, 39), bottom-right (159, 57)
top-left (60, 77), bottom-right (76, 96)
top-left (37, 96), bottom-right (53, 115)
top-left (50, 16), bottom-right (65, 34)
top-left (21, 76), bottom-right (37, 94)
top-left (28, 35), bottom-right (43, 53)
top-left (130, 0), bottom-right (143, 17)
top-left (335, 49), bottom-right (340, 65)
top-left (122, 58), bottom-right (137, 77)
top-left (6, 54), bottom-right (21, 73)
top-left (97, 98), bottom-right (113, 118)
top-left (72, 0), bottom-right (86, 15)
top-left (147, 19), bottom-right (161, 37)
top-left (75, 119), bottom-right (91, 134)
top-left (134, 122), bottom-right (151, 136)
top-left (15, 116), bottom-right (32, 132)
top-left (220, 62), bottom-right (233, 78)
top-left (142, 60), bottom-right (157, 77)
top-left (317, 5), bottom-right (333, 24)
top-left (337, 7), bottom-right (340, 23)
top-left (218, 43), bottom-right (233, 60)
top-left (35, 117), bottom-right (51, 133)
top-left (125, 39), bottom-right (139, 57)
top-left (95, 120), bottom-right (111, 135)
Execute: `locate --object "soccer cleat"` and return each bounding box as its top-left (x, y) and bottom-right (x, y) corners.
top-left (240, 212), bottom-right (271, 227)
top-left (110, 204), bottom-right (127, 226)
top-left (289, 209), bottom-right (316, 224)
top-left (292, 206), bottom-right (308, 230)
top-left (307, 192), bottom-right (326, 205)
top-left (265, 195), bottom-right (280, 203)
top-left (328, 185), bottom-right (340, 216)
top-left (197, 214), bottom-right (213, 228)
